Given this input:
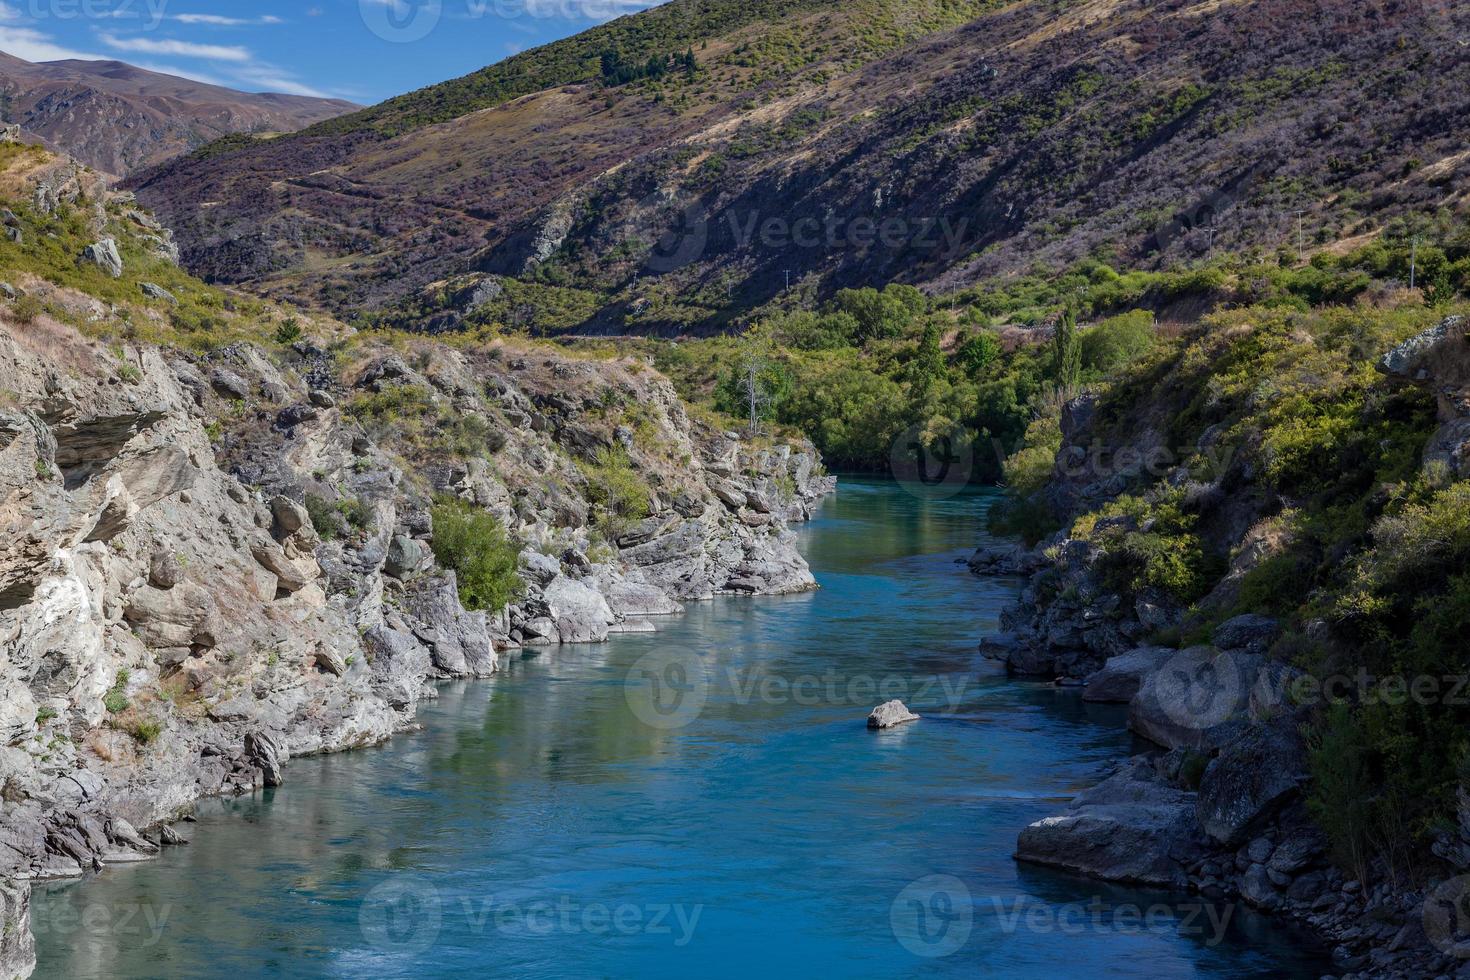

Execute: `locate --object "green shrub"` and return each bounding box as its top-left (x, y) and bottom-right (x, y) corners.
top-left (1080, 310), bottom-right (1155, 375)
top-left (304, 493), bottom-right (345, 540)
top-left (274, 318), bottom-right (302, 345)
top-left (121, 714), bottom-right (163, 745)
top-left (103, 670), bottom-right (131, 714)
top-left (429, 497), bottom-right (522, 613)
top-left (577, 447), bottom-right (651, 531)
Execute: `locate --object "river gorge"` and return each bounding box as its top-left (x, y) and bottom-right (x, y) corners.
top-left (28, 479), bottom-right (1327, 978)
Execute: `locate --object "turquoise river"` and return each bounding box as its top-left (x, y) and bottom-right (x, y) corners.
top-left (31, 478), bottom-right (1328, 977)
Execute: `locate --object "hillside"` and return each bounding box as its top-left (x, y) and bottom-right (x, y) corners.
top-left (126, 0), bottom-right (1470, 335)
top-left (0, 52), bottom-right (356, 176)
top-left (0, 143), bottom-right (832, 978)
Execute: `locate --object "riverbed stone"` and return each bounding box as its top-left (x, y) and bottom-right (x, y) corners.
top-left (1015, 758), bottom-right (1196, 888)
top-left (867, 700), bottom-right (919, 729)
top-left (1082, 646), bottom-right (1172, 702)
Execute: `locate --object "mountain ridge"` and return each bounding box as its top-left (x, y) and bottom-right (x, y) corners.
top-left (0, 50), bottom-right (357, 176)
top-left (126, 0), bottom-right (1470, 336)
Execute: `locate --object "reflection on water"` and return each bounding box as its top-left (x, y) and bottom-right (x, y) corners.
top-left (32, 478), bottom-right (1327, 978)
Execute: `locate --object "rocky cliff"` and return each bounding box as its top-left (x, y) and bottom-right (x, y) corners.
top-left (0, 154), bottom-right (830, 979)
top-left (975, 312), bottom-right (1470, 978)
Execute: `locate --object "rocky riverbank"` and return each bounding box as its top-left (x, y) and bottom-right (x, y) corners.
top-left (0, 317), bottom-right (831, 977)
top-left (973, 316), bottom-right (1470, 979)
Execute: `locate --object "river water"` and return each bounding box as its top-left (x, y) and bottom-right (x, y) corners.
top-left (31, 478), bottom-right (1327, 978)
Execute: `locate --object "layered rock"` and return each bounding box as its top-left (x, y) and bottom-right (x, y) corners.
top-left (988, 318), bottom-right (1470, 976)
top-left (0, 317), bottom-right (831, 972)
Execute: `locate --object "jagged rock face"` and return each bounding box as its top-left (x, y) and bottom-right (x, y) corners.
top-left (0, 879), bottom-right (34, 979)
top-left (1380, 314), bottom-right (1470, 478)
top-left (0, 320), bottom-right (830, 910)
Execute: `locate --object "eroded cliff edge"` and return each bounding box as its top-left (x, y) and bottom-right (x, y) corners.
top-left (0, 322), bottom-right (831, 976)
top-left (974, 314), bottom-right (1470, 979)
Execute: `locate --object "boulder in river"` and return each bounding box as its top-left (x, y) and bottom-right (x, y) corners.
top-left (1015, 758), bottom-right (1198, 888)
top-left (867, 699), bottom-right (919, 729)
top-left (1082, 646), bottom-right (1172, 702)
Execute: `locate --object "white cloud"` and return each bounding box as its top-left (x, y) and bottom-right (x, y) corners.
top-left (0, 25), bottom-right (102, 62)
top-left (173, 14), bottom-right (286, 27)
top-left (99, 33), bottom-right (251, 63)
top-left (229, 65), bottom-right (332, 99)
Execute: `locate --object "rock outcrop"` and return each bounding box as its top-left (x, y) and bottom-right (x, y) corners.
top-left (0, 316), bottom-right (832, 971)
top-left (1016, 758), bottom-right (1198, 888)
top-left (991, 316), bottom-right (1470, 977)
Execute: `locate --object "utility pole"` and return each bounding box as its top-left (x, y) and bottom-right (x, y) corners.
top-left (1410, 237), bottom-right (1420, 291)
top-left (1291, 210), bottom-right (1306, 255)
top-left (784, 269), bottom-right (791, 291)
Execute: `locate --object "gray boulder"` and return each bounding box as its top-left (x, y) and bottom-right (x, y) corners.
top-left (867, 700), bottom-right (919, 729)
top-left (539, 575), bottom-right (616, 644)
top-left (210, 368), bottom-right (250, 400)
top-left (1015, 759), bottom-right (1196, 888)
top-left (1082, 646), bottom-right (1172, 702)
top-left (385, 535), bottom-right (426, 579)
top-left (967, 544), bottom-right (1045, 576)
top-left (147, 549), bottom-right (181, 590)
top-left (79, 238), bottom-right (123, 277)
top-left (1211, 614), bottom-right (1279, 653)
top-left (244, 731), bottom-right (285, 787)
top-left (1129, 647), bottom-right (1258, 749)
top-left (139, 282), bottom-right (176, 304)
top-left (1195, 716), bottom-right (1308, 848)
top-left (402, 574), bottom-right (498, 676)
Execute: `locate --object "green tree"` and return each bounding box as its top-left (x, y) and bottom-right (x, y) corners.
top-left (1080, 310), bottom-right (1154, 375)
top-left (1053, 306), bottom-right (1081, 390)
top-left (956, 330), bottom-right (1000, 377)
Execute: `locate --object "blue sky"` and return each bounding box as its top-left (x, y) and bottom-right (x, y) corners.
top-left (0, 0), bottom-right (662, 103)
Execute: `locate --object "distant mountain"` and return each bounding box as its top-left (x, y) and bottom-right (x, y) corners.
top-left (125, 0), bottom-right (1470, 335)
top-left (0, 51), bottom-right (357, 176)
